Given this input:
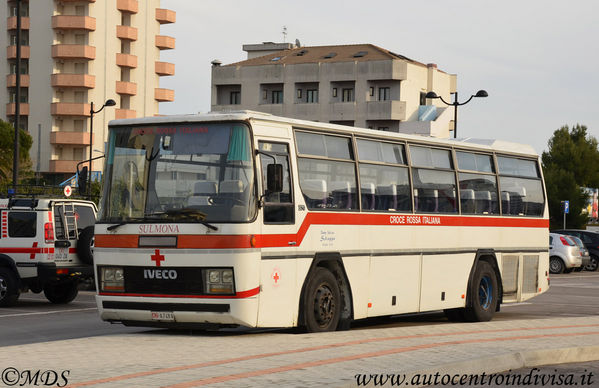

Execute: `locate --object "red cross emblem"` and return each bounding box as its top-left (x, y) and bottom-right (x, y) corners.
top-left (151, 249), bottom-right (165, 267)
top-left (272, 269), bottom-right (280, 285)
top-left (30, 242), bottom-right (38, 260)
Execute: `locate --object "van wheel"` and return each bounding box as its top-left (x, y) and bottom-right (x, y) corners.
top-left (44, 281), bottom-right (78, 304)
top-left (464, 261), bottom-right (498, 322)
top-left (303, 268), bottom-right (341, 332)
top-left (0, 268), bottom-right (19, 307)
top-left (77, 226), bottom-right (94, 265)
top-left (549, 256), bottom-right (565, 274)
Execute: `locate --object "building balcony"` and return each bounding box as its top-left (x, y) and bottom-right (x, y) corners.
top-left (155, 8), bottom-right (176, 24)
top-left (51, 102), bottom-right (91, 116)
top-left (52, 15), bottom-right (96, 31)
top-left (6, 103), bottom-right (29, 116)
top-left (115, 109), bottom-right (136, 119)
top-left (7, 45), bottom-right (30, 59)
top-left (116, 25), bottom-right (137, 41)
top-left (50, 131), bottom-right (90, 146)
top-left (116, 53), bottom-right (137, 68)
top-left (366, 100), bottom-right (406, 121)
top-left (116, 81), bottom-right (137, 95)
top-left (7, 16), bottom-right (30, 30)
top-left (155, 88), bottom-right (174, 102)
top-left (329, 102), bottom-right (356, 121)
top-left (51, 74), bottom-right (95, 88)
top-left (155, 35), bottom-right (175, 50)
top-left (6, 74), bottom-right (29, 87)
top-left (117, 0), bottom-right (138, 13)
top-left (155, 61), bottom-right (175, 76)
top-left (49, 160), bottom-right (80, 174)
top-left (52, 45), bottom-right (96, 60)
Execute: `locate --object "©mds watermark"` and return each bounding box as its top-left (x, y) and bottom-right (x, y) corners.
top-left (1, 367), bottom-right (70, 387)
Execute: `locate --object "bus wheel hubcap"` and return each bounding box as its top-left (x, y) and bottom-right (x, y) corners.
top-left (315, 285), bottom-right (335, 326)
top-left (479, 276), bottom-right (492, 310)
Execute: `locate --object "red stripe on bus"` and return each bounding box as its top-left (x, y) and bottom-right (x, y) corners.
top-left (99, 286), bottom-right (260, 299)
top-left (95, 213), bottom-right (549, 249)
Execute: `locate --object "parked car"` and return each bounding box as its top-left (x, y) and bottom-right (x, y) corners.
top-left (553, 229), bottom-right (599, 271)
top-left (549, 233), bottom-right (582, 274)
top-left (0, 197), bottom-right (97, 306)
top-left (568, 235), bottom-right (591, 271)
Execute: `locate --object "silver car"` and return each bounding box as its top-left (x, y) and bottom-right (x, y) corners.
top-left (549, 233), bottom-right (582, 274)
top-left (568, 235), bottom-right (591, 271)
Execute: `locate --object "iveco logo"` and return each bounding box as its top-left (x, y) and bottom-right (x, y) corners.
top-left (144, 269), bottom-right (178, 280)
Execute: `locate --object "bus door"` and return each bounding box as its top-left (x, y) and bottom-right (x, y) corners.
top-left (256, 141), bottom-right (298, 327)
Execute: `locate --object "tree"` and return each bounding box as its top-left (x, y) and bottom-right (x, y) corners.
top-left (542, 124), bottom-right (599, 229)
top-left (0, 120), bottom-right (33, 184)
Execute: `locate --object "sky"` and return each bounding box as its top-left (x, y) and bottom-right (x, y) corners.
top-left (158, 0), bottom-right (599, 155)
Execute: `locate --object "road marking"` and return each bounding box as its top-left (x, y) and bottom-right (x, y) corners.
top-left (500, 302), bottom-right (532, 307)
top-left (64, 323), bottom-right (599, 388)
top-left (0, 308), bottom-right (97, 318)
top-left (164, 330), bottom-right (599, 388)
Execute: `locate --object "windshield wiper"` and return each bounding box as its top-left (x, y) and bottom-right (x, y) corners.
top-left (106, 215), bottom-right (165, 231)
top-left (149, 208), bottom-right (219, 231)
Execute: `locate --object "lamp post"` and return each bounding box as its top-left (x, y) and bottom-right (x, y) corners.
top-left (425, 90), bottom-right (488, 138)
top-left (89, 99), bottom-right (116, 196)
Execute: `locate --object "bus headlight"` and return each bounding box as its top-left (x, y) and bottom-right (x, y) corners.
top-left (203, 268), bottom-right (235, 295)
top-left (100, 266), bottom-right (125, 292)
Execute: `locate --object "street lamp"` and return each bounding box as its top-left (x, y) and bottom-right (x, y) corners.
top-left (88, 99), bottom-right (116, 195)
top-left (425, 90), bottom-right (488, 138)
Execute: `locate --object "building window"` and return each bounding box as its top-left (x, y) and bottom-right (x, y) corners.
top-left (271, 90), bottom-right (283, 104)
top-left (297, 89), bottom-right (302, 99)
top-left (378, 87), bottom-right (390, 101)
top-left (332, 88), bottom-right (337, 98)
top-left (307, 89), bottom-right (318, 103)
top-left (369, 87), bottom-right (375, 96)
top-left (342, 88), bottom-right (354, 102)
top-left (230, 91), bottom-right (240, 105)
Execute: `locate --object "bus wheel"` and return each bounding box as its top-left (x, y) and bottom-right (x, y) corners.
top-left (464, 261), bottom-right (498, 322)
top-left (303, 267), bottom-right (341, 332)
top-left (44, 281), bottom-right (79, 304)
top-left (549, 256), bottom-right (564, 274)
top-left (0, 268), bottom-right (20, 307)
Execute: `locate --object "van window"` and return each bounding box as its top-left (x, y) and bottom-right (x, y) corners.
top-left (8, 212), bottom-right (36, 238)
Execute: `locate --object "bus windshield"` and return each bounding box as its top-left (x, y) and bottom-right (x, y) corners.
top-left (99, 122), bottom-right (256, 223)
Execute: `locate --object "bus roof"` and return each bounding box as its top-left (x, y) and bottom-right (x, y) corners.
top-left (108, 111), bottom-right (538, 157)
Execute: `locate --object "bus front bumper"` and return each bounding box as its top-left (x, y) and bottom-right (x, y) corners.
top-left (95, 294), bottom-right (260, 328)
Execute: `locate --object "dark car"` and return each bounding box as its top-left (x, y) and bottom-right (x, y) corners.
top-left (553, 229), bottom-right (599, 271)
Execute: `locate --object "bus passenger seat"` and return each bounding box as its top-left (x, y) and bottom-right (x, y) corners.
top-left (501, 191), bottom-right (510, 215)
top-left (330, 181), bottom-right (352, 209)
top-left (188, 181), bottom-right (217, 206)
top-left (376, 185), bottom-right (397, 210)
top-left (475, 190), bottom-right (492, 214)
top-left (361, 183), bottom-right (376, 210)
top-left (301, 179), bottom-right (328, 209)
top-left (460, 189), bottom-right (475, 214)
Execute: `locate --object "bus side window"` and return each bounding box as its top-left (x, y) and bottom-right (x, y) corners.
top-left (259, 142), bottom-right (294, 224)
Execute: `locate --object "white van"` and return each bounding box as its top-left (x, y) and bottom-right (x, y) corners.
top-left (0, 197), bottom-right (97, 305)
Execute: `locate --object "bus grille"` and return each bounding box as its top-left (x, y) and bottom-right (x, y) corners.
top-left (502, 255), bottom-right (519, 295)
top-left (124, 266), bottom-right (204, 295)
top-left (522, 255), bottom-right (539, 294)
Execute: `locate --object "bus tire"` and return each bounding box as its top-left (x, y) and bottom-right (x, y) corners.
top-left (44, 281), bottom-right (79, 304)
top-left (77, 226), bottom-right (94, 265)
top-left (464, 261), bottom-right (498, 322)
top-left (549, 256), bottom-right (564, 274)
top-left (0, 268), bottom-right (20, 307)
top-left (303, 267), bottom-right (341, 332)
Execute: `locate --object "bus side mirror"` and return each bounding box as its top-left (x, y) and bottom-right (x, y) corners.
top-left (267, 164), bottom-right (283, 193)
top-left (78, 166), bottom-right (88, 195)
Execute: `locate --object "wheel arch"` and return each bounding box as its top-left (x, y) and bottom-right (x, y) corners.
top-left (466, 250), bottom-right (503, 311)
top-left (297, 252), bottom-right (354, 329)
top-left (0, 254), bottom-right (20, 278)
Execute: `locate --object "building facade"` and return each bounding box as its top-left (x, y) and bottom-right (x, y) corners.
top-left (211, 43), bottom-right (456, 138)
top-left (1, 0), bottom-right (176, 182)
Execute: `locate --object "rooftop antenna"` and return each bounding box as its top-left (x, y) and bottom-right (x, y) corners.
top-left (282, 26), bottom-right (287, 43)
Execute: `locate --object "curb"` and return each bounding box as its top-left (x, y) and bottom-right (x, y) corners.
top-left (340, 345), bottom-right (599, 387)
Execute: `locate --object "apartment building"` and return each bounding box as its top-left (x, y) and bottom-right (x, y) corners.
top-left (211, 43), bottom-right (456, 137)
top-left (1, 0), bottom-right (175, 182)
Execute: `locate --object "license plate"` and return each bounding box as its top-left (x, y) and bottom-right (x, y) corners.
top-left (151, 311), bottom-right (175, 322)
top-left (54, 247), bottom-right (68, 261)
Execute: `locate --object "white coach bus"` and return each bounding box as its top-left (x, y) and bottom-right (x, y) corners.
top-left (94, 111), bottom-right (549, 332)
